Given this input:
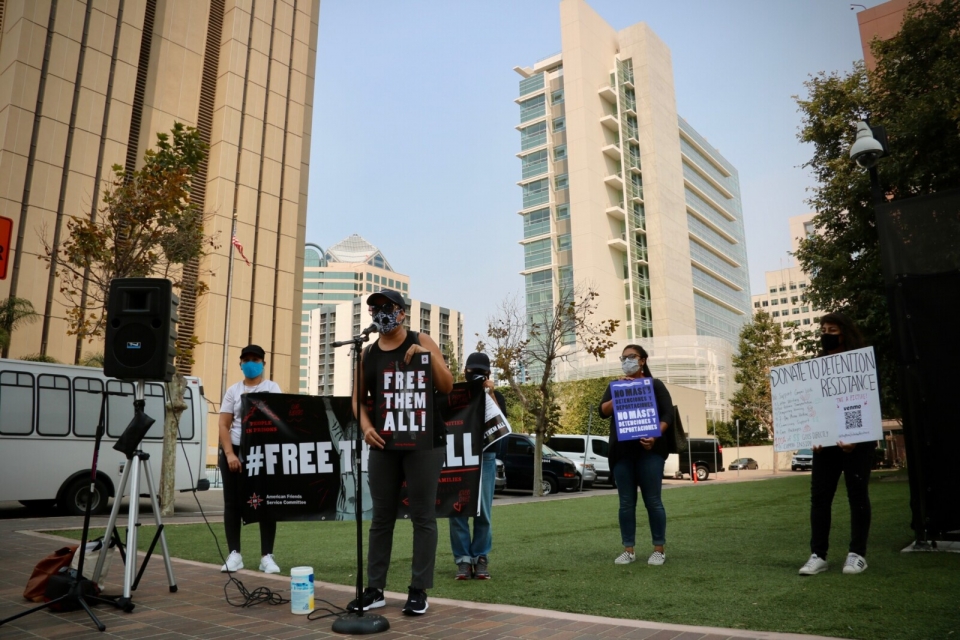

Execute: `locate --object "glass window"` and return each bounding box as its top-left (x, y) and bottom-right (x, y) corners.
top-left (301, 335), bottom-right (309, 343)
top-left (506, 436), bottom-right (533, 455)
top-left (553, 116), bottom-right (565, 132)
top-left (801, 306), bottom-right (809, 313)
top-left (772, 311), bottom-right (780, 317)
top-left (792, 308), bottom-right (800, 315)
top-left (555, 173), bottom-right (568, 190)
top-left (0, 371), bottom-right (34, 435)
top-left (519, 94), bottom-right (546, 123)
top-left (753, 302), bottom-right (760, 308)
top-left (72, 378), bottom-right (104, 436)
top-left (769, 288), bottom-right (777, 294)
top-left (557, 234), bottom-right (571, 252)
top-left (781, 298), bottom-right (788, 304)
top-left (37, 375), bottom-right (70, 436)
top-left (520, 121), bottom-right (547, 150)
top-left (779, 286), bottom-right (786, 292)
top-left (180, 386), bottom-right (195, 441)
top-left (402, 283), bottom-right (408, 291)
top-left (522, 178), bottom-right (550, 208)
top-left (555, 204), bottom-right (569, 220)
top-left (523, 208), bottom-right (551, 239)
top-left (799, 283), bottom-right (807, 289)
top-left (549, 436), bottom-right (583, 453)
top-left (366, 283), bottom-right (372, 292)
top-left (791, 296), bottom-right (799, 304)
top-left (762, 300), bottom-right (768, 307)
top-left (300, 347), bottom-right (308, 354)
top-left (803, 318), bottom-right (811, 325)
top-left (523, 238), bottom-right (552, 269)
top-left (521, 149), bottom-right (549, 179)
top-left (365, 273), bottom-right (372, 281)
top-left (592, 439), bottom-right (609, 457)
top-left (551, 89), bottom-right (564, 105)
top-left (554, 144), bottom-right (566, 161)
top-left (790, 283), bottom-right (797, 290)
top-left (771, 299), bottom-right (778, 305)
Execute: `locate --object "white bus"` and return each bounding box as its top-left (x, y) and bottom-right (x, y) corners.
top-left (0, 358), bottom-right (209, 515)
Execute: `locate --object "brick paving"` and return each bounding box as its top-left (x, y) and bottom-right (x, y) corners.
top-left (0, 489), bottom-right (834, 640)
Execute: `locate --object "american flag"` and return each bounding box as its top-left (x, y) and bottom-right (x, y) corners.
top-left (232, 235), bottom-right (250, 266)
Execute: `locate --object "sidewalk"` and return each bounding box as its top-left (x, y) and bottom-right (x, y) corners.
top-left (0, 509), bottom-right (838, 640)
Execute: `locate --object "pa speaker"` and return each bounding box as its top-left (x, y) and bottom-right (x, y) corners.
top-left (103, 278), bottom-right (179, 382)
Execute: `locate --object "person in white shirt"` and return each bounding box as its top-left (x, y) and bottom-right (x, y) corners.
top-left (218, 344), bottom-right (282, 574)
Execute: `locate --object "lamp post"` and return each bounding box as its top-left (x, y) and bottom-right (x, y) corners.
top-left (849, 120), bottom-right (888, 205)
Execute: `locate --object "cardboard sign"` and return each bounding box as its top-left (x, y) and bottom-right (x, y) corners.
top-left (771, 347), bottom-right (883, 452)
top-left (375, 352), bottom-right (434, 450)
top-left (611, 378), bottom-right (661, 441)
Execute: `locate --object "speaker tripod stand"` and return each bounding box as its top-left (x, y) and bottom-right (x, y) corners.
top-left (92, 381), bottom-right (177, 611)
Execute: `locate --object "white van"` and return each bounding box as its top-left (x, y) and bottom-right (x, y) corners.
top-left (546, 435), bottom-right (612, 485)
top-left (0, 358), bottom-right (209, 515)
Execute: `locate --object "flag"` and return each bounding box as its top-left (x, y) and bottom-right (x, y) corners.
top-left (232, 235), bottom-right (250, 266)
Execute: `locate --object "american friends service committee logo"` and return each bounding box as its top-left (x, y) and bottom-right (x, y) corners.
top-left (247, 493), bottom-right (265, 510)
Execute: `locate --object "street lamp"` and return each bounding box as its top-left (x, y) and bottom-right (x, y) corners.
top-left (848, 120), bottom-right (889, 204)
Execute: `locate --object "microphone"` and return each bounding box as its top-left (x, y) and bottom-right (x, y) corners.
top-left (361, 323), bottom-right (379, 337)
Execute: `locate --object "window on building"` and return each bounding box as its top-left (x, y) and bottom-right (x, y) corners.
top-left (522, 177), bottom-right (550, 208)
top-left (804, 222), bottom-right (816, 236)
top-left (555, 173), bottom-right (568, 190)
top-left (523, 208), bottom-right (551, 238)
top-left (799, 283), bottom-right (807, 289)
top-left (779, 286), bottom-right (786, 292)
top-left (523, 238), bottom-right (552, 269)
top-left (769, 287), bottom-right (777, 294)
top-left (762, 300), bottom-right (768, 307)
top-left (803, 318), bottom-right (811, 325)
top-left (553, 116), bottom-right (565, 132)
top-left (771, 299), bottom-right (778, 305)
top-left (554, 144), bottom-right (567, 161)
top-left (557, 234), bottom-right (571, 252)
top-left (519, 94), bottom-right (546, 123)
top-left (772, 311), bottom-right (780, 317)
top-left (555, 204), bottom-right (569, 220)
top-left (790, 283), bottom-right (797, 290)
top-left (792, 308), bottom-right (800, 315)
top-left (753, 302), bottom-right (760, 308)
top-left (792, 296), bottom-right (799, 304)
top-left (781, 298), bottom-right (788, 304)
top-left (551, 89), bottom-right (564, 105)
top-left (402, 283), bottom-right (408, 291)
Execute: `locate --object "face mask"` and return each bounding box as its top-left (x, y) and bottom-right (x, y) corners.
top-left (820, 333), bottom-right (841, 352)
top-left (373, 307), bottom-right (402, 333)
top-left (468, 372), bottom-right (487, 382)
top-left (241, 361), bottom-right (264, 380)
top-left (621, 359), bottom-right (641, 376)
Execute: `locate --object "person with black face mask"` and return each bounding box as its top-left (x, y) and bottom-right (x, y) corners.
top-left (799, 312), bottom-right (875, 577)
top-left (448, 352), bottom-right (506, 580)
top-left (217, 345), bottom-right (283, 574)
top-left (599, 344), bottom-right (674, 567)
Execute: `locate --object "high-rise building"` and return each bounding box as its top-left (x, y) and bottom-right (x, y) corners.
top-left (856, 0), bottom-right (939, 70)
top-left (299, 236), bottom-right (463, 396)
top-left (0, 1), bottom-right (320, 462)
top-left (514, 0), bottom-right (751, 419)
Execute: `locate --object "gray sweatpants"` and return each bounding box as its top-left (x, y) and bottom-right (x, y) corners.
top-left (366, 447), bottom-right (445, 590)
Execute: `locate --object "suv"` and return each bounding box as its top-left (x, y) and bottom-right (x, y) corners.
top-left (678, 438), bottom-right (725, 481)
top-left (546, 435), bottom-right (612, 486)
top-left (791, 449), bottom-right (813, 471)
top-left (489, 434), bottom-right (579, 495)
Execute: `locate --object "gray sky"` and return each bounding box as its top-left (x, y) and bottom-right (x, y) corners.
top-left (308, 0), bottom-right (884, 347)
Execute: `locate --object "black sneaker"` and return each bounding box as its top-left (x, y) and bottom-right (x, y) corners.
top-left (474, 555), bottom-right (490, 580)
top-left (346, 587), bottom-right (385, 612)
top-left (402, 587), bottom-right (428, 616)
top-left (455, 561), bottom-right (472, 580)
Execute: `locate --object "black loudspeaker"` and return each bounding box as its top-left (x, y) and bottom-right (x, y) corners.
top-left (103, 278), bottom-right (179, 382)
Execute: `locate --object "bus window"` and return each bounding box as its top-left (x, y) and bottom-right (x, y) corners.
top-left (180, 386), bottom-right (195, 440)
top-left (106, 380), bottom-right (136, 438)
top-left (143, 384), bottom-right (165, 439)
top-left (74, 378), bottom-right (104, 436)
top-left (0, 371), bottom-right (34, 435)
top-left (37, 374), bottom-right (70, 436)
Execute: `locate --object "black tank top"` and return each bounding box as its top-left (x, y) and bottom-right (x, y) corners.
top-left (363, 331), bottom-right (446, 448)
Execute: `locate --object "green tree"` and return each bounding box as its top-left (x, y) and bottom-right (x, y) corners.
top-left (555, 376), bottom-right (615, 437)
top-left (441, 341), bottom-right (463, 383)
top-left (0, 297), bottom-right (39, 356)
top-left (731, 310), bottom-right (789, 446)
top-left (793, 0), bottom-right (960, 417)
top-left (481, 286), bottom-right (619, 495)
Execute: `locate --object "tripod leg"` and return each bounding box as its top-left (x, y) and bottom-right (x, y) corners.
top-left (140, 458), bottom-right (177, 592)
top-left (120, 454), bottom-right (142, 604)
top-left (75, 596), bottom-right (106, 632)
top-left (93, 457), bottom-right (132, 585)
top-left (0, 597), bottom-right (59, 626)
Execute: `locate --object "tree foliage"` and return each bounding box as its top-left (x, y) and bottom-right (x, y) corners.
top-left (555, 376), bottom-right (615, 437)
top-left (0, 297), bottom-right (39, 355)
top-left (793, 0), bottom-right (960, 417)
top-left (730, 310), bottom-right (789, 442)
top-left (480, 286), bottom-right (619, 495)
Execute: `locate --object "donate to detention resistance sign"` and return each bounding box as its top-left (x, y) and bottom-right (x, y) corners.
top-left (770, 346), bottom-right (882, 452)
top-left (610, 378), bottom-right (661, 441)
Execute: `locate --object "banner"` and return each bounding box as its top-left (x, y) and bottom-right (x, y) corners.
top-left (771, 347), bottom-right (882, 452)
top-left (610, 378), bottom-right (661, 441)
top-left (375, 352), bottom-right (434, 450)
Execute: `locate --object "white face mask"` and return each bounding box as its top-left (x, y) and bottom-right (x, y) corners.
top-left (621, 359), bottom-right (641, 376)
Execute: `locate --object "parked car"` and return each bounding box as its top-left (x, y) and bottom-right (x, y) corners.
top-left (571, 462), bottom-right (596, 490)
top-left (547, 434), bottom-right (612, 485)
top-left (728, 457), bottom-right (759, 470)
top-left (792, 449), bottom-right (814, 471)
top-left (494, 458), bottom-right (507, 493)
top-left (489, 434), bottom-right (579, 495)
top-left (664, 453), bottom-right (681, 479)
top-left (678, 438), bottom-right (725, 481)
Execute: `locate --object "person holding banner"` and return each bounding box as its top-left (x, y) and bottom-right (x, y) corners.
top-left (348, 289), bottom-right (453, 616)
top-left (217, 344), bottom-right (283, 574)
top-left (599, 344), bottom-right (674, 567)
top-left (449, 352), bottom-right (506, 581)
top-left (799, 313), bottom-right (875, 576)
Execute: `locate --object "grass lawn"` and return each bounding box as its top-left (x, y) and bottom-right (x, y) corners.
top-left (57, 472), bottom-right (959, 640)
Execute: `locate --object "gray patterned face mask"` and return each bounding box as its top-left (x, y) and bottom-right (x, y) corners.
top-left (373, 307), bottom-right (402, 333)
top-left (621, 359), bottom-right (641, 376)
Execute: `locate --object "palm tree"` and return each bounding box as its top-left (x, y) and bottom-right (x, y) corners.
top-left (0, 297), bottom-right (40, 357)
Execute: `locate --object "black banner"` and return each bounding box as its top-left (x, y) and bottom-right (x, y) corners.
top-left (374, 352), bottom-right (434, 450)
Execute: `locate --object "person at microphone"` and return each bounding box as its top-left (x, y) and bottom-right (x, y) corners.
top-left (347, 289), bottom-right (453, 616)
top-left (449, 352), bottom-right (505, 580)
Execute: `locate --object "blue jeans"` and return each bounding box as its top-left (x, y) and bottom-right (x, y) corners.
top-left (449, 451), bottom-right (496, 563)
top-left (613, 454), bottom-right (666, 547)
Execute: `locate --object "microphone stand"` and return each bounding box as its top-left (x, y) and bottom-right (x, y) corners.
top-left (330, 327), bottom-right (389, 635)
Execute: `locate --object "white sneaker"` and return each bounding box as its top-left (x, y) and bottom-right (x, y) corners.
top-left (842, 553), bottom-right (867, 575)
top-left (648, 551), bottom-right (666, 566)
top-left (799, 554), bottom-right (828, 575)
top-left (614, 550), bottom-right (636, 565)
top-left (221, 551), bottom-right (243, 572)
top-left (259, 553), bottom-right (280, 574)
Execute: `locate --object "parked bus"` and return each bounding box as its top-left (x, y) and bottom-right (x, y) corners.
top-left (0, 358), bottom-right (209, 515)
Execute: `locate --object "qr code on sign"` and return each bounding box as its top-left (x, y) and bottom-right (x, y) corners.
top-left (844, 408), bottom-right (863, 431)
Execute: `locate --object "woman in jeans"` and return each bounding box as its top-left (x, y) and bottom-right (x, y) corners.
top-left (799, 312), bottom-right (875, 576)
top-left (599, 344), bottom-right (674, 566)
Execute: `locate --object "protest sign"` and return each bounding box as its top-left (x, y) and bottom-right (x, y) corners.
top-left (771, 346), bottom-right (882, 452)
top-left (610, 378), bottom-right (661, 441)
top-left (374, 351), bottom-right (434, 450)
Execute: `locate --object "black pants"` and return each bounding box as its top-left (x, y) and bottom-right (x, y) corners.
top-left (367, 447), bottom-right (445, 590)
top-left (810, 445), bottom-right (872, 559)
top-left (219, 451), bottom-right (276, 556)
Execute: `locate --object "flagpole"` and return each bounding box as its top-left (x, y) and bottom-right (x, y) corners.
top-left (221, 214), bottom-right (238, 402)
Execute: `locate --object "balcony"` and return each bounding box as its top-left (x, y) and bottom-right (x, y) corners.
top-left (598, 84), bottom-right (617, 103)
top-left (607, 235), bottom-right (628, 252)
top-left (603, 173), bottom-right (624, 190)
top-left (600, 114), bottom-right (620, 131)
top-left (601, 143), bottom-right (621, 160)
top-left (605, 202), bottom-right (626, 220)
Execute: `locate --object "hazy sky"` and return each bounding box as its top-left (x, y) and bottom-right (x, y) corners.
top-left (308, 0), bottom-right (885, 347)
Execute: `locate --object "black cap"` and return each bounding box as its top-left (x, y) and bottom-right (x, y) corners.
top-left (464, 352), bottom-right (491, 373)
top-left (366, 289), bottom-right (406, 310)
top-left (240, 344), bottom-right (266, 359)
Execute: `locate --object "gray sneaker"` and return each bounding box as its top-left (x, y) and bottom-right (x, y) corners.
top-left (455, 561), bottom-right (472, 580)
top-left (474, 555), bottom-right (490, 580)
